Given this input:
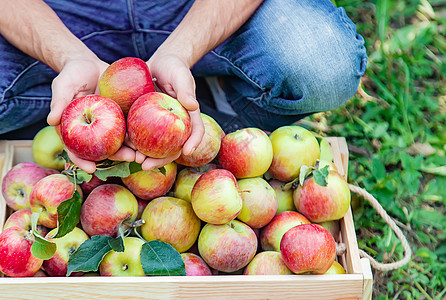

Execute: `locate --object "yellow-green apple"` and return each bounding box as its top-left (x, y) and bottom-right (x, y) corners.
top-left (269, 180), bottom-right (296, 214)
top-left (198, 220), bottom-right (257, 273)
top-left (243, 251), bottom-right (292, 275)
top-left (80, 173), bottom-right (121, 197)
top-left (60, 94), bottom-right (126, 161)
top-left (280, 224), bottom-right (336, 274)
top-left (43, 227), bottom-right (89, 277)
top-left (98, 57), bottom-right (155, 116)
top-left (1, 162), bottom-right (58, 211)
top-left (218, 128), bottom-right (273, 179)
top-left (173, 164), bottom-right (218, 202)
top-left (80, 184), bottom-right (138, 237)
top-left (140, 197), bottom-right (201, 253)
top-left (293, 171), bottom-right (351, 222)
top-left (99, 237), bottom-right (145, 276)
top-left (122, 162), bottom-right (176, 201)
top-left (268, 126), bottom-right (320, 182)
top-left (30, 174), bottom-right (81, 228)
top-left (260, 211), bottom-right (310, 252)
top-left (3, 209), bottom-right (49, 237)
top-left (176, 113), bottom-right (224, 167)
top-left (191, 169), bottom-right (242, 225)
top-left (32, 126), bottom-right (65, 170)
top-left (237, 177), bottom-right (277, 228)
top-left (318, 160), bottom-right (338, 172)
top-left (318, 220), bottom-right (340, 240)
top-left (324, 260), bottom-right (346, 274)
top-left (181, 253), bottom-right (212, 276)
top-left (127, 92), bottom-right (191, 158)
top-left (0, 227), bottom-right (43, 277)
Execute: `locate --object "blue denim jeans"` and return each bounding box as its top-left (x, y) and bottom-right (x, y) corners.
top-left (0, 0), bottom-right (367, 135)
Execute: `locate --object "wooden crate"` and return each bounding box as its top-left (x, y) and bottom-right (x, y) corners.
top-left (0, 139), bottom-right (373, 300)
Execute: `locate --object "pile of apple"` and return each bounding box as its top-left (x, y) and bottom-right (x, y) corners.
top-left (0, 57), bottom-right (350, 278)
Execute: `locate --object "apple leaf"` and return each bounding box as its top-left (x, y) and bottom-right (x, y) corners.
top-left (140, 240), bottom-right (186, 276)
top-left (66, 235), bottom-right (113, 276)
top-left (94, 162), bottom-right (131, 181)
top-left (62, 169), bottom-right (93, 185)
top-left (313, 165), bottom-right (330, 187)
top-left (299, 165), bottom-right (313, 187)
top-left (129, 161), bottom-right (143, 174)
top-left (158, 166), bottom-right (166, 176)
top-left (54, 190), bottom-right (83, 238)
top-left (263, 171), bottom-right (273, 181)
top-left (31, 233), bottom-right (57, 260)
top-left (108, 227), bottom-right (125, 252)
top-left (30, 212), bottom-right (40, 234)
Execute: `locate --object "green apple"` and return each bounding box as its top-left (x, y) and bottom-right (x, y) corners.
top-left (99, 237), bottom-right (145, 276)
top-left (269, 180), bottom-right (296, 214)
top-left (32, 126), bottom-right (65, 170)
top-left (324, 260), bottom-right (346, 274)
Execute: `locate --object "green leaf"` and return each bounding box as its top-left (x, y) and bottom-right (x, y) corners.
top-left (31, 233), bottom-right (57, 260)
top-left (129, 162), bottom-right (143, 174)
top-left (61, 150), bottom-right (72, 163)
top-left (66, 235), bottom-right (112, 276)
top-left (319, 138), bottom-right (333, 162)
top-left (313, 165), bottom-right (329, 187)
top-left (299, 165), bottom-right (313, 187)
top-left (94, 161), bottom-right (131, 181)
top-left (108, 227), bottom-right (125, 252)
top-left (372, 157), bottom-right (386, 180)
top-left (158, 166), bottom-right (166, 177)
top-left (62, 169), bottom-right (93, 185)
top-left (30, 212), bottom-right (40, 234)
top-left (54, 190), bottom-right (83, 238)
top-left (140, 241), bottom-right (186, 276)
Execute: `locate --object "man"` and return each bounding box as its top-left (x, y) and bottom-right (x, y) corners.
top-left (0, 0), bottom-right (367, 172)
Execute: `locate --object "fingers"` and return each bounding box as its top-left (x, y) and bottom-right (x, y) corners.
top-left (182, 109), bottom-right (204, 156)
top-left (173, 68), bottom-right (199, 112)
top-left (65, 149), bottom-right (96, 174)
top-left (141, 151), bottom-right (182, 171)
top-left (107, 146), bottom-right (136, 162)
top-left (47, 74), bottom-right (76, 126)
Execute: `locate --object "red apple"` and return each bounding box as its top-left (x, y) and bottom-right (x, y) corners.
top-left (294, 171), bottom-right (351, 222)
top-left (80, 184), bottom-right (138, 237)
top-left (269, 179), bottom-right (296, 214)
top-left (173, 164), bottom-right (218, 202)
top-left (80, 173), bottom-right (121, 197)
top-left (60, 94), bottom-right (126, 161)
top-left (218, 128), bottom-right (273, 178)
top-left (191, 169), bottom-right (242, 225)
top-left (3, 209), bottom-right (49, 237)
top-left (243, 251), bottom-right (292, 275)
top-left (198, 220), bottom-right (257, 273)
top-left (99, 57), bottom-right (155, 115)
top-left (121, 162), bottom-right (176, 201)
top-left (136, 198), bottom-right (148, 220)
top-left (32, 269), bottom-right (48, 277)
top-left (260, 211), bottom-right (311, 252)
top-left (1, 162), bottom-right (58, 211)
top-left (181, 253), bottom-right (212, 276)
top-left (127, 92), bottom-right (191, 158)
top-left (99, 237), bottom-right (145, 276)
top-left (280, 224), bottom-right (336, 274)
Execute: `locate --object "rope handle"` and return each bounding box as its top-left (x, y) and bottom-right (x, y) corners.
top-left (348, 184), bottom-right (412, 271)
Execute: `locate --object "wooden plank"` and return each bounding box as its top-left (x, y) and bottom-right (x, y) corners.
top-left (361, 258), bottom-right (373, 300)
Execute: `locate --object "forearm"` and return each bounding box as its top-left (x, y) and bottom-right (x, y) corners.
top-left (0, 0), bottom-right (96, 72)
top-left (155, 0), bottom-right (264, 67)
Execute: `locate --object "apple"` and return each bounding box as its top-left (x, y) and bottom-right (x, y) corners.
top-left (121, 162), bottom-right (177, 201)
top-left (32, 126), bottom-right (65, 170)
top-left (127, 92), bottom-right (191, 158)
top-left (1, 162), bottom-right (58, 211)
top-left (3, 209), bottom-right (49, 237)
top-left (176, 113), bottom-right (224, 167)
top-left (30, 174), bottom-right (81, 228)
top-left (60, 94), bottom-right (126, 161)
top-left (181, 253), bottom-right (212, 276)
top-left (43, 227), bottom-right (89, 277)
top-left (136, 198), bottom-right (148, 220)
top-left (237, 177), bottom-right (277, 228)
top-left (32, 269), bottom-right (48, 277)
top-left (98, 57), bottom-right (155, 115)
top-left (198, 220), bottom-right (257, 273)
top-left (294, 171), bottom-right (351, 222)
top-left (218, 127), bottom-right (273, 178)
top-left (243, 251), bottom-right (292, 275)
top-left (318, 220), bottom-right (340, 240)
top-left (173, 164), bottom-right (218, 202)
top-left (80, 184), bottom-right (138, 237)
top-left (324, 260), bottom-right (346, 274)
top-left (269, 180), bottom-right (296, 214)
top-left (140, 197), bottom-right (201, 253)
top-left (99, 237), bottom-right (146, 276)
top-left (268, 126), bottom-right (320, 182)
top-left (280, 224), bottom-right (336, 274)
top-left (0, 227), bottom-right (43, 277)
top-left (260, 211), bottom-right (311, 252)
top-left (191, 169), bottom-right (242, 225)
top-left (80, 173), bottom-right (121, 197)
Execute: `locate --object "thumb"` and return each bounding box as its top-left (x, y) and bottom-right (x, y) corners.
top-left (173, 68), bottom-right (199, 111)
top-left (47, 74), bottom-right (77, 126)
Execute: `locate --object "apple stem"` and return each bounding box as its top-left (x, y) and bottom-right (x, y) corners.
top-left (122, 264), bottom-right (128, 271)
top-left (124, 219), bottom-right (145, 228)
top-left (293, 134), bottom-right (301, 141)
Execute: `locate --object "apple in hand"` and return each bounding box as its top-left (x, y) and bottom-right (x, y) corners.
top-left (32, 126), bottom-right (65, 170)
top-left (243, 251), bottom-right (292, 275)
top-left (80, 184), bottom-right (138, 237)
top-left (121, 162), bottom-right (176, 201)
top-left (140, 197), bottom-right (201, 253)
top-left (176, 113), bottom-right (224, 167)
top-left (60, 94), bottom-right (126, 161)
top-left (198, 220), bottom-right (257, 273)
top-left (268, 126), bottom-right (320, 182)
top-left (1, 162), bottom-right (58, 211)
top-left (99, 237), bottom-right (146, 276)
top-left (99, 57), bottom-right (155, 115)
top-left (0, 227), bottom-right (43, 277)
top-left (127, 92), bottom-right (191, 158)
top-left (294, 171), bottom-right (351, 222)
top-left (30, 174), bottom-right (81, 228)
top-left (269, 180), bottom-right (296, 214)
top-left (181, 253), bottom-right (212, 276)
top-left (3, 209), bottom-right (49, 237)
top-left (174, 164), bottom-right (218, 202)
top-left (237, 177), bottom-right (277, 228)
top-left (260, 211), bottom-right (310, 252)
top-left (43, 227), bottom-right (89, 277)
top-left (280, 224), bottom-right (336, 274)
top-left (218, 128), bottom-right (273, 179)
top-left (191, 169), bottom-right (242, 225)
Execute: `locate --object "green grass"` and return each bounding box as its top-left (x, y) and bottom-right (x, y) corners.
top-left (304, 0), bottom-right (446, 298)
